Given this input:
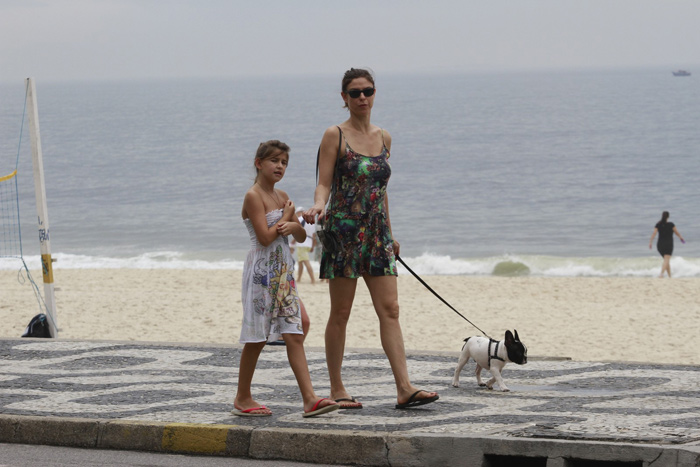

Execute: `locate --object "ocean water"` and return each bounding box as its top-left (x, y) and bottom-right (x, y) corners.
top-left (1, 69), bottom-right (699, 277)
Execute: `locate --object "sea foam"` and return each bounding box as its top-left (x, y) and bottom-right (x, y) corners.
top-left (3, 251), bottom-right (699, 278)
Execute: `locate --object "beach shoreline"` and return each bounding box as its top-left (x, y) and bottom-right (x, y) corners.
top-left (2, 269), bottom-right (699, 365)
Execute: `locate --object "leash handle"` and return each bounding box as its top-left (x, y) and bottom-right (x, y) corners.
top-left (396, 255), bottom-right (491, 339)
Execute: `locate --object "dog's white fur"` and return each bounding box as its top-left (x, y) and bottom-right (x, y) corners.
top-left (451, 332), bottom-right (527, 392)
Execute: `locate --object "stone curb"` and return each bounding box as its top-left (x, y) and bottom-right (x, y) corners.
top-left (2, 414), bottom-right (700, 466)
top-left (0, 415), bottom-right (252, 457)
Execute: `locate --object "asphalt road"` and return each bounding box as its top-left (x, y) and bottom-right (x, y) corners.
top-left (0, 444), bottom-right (346, 467)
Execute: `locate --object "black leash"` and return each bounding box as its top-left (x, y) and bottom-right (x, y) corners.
top-left (396, 255), bottom-right (492, 339)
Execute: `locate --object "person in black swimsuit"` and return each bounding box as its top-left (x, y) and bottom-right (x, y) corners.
top-left (649, 211), bottom-right (685, 278)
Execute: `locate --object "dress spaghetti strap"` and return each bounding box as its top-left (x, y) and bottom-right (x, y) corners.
top-left (336, 126), bottom-right (387, 157)
top-left (336, 126), bottom-right (345, 152)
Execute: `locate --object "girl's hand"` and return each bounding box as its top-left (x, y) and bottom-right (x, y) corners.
top-left (303, 204), bottom-right (325, 225)
top-left (276, 221), bottom-right (295, 237)
top-left (393, 240), bottom-right (401, 257)
top-left (282, 199), bottom-right (295, 220)
top-left (278, 221), bottom-right (305, 242)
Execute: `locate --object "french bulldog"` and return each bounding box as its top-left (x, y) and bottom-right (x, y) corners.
top-left (451, 330), bottom-right (527, 392)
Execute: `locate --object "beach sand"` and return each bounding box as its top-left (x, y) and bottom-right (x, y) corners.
top-left (2, 269), bottom-right (699, 365)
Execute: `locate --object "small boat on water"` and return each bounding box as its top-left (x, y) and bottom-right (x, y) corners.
top-left (672, 70), bottom-right (691, 76)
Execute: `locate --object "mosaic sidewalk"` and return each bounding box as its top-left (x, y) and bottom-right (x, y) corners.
top-left (1, 338), bottom-right (699, 446)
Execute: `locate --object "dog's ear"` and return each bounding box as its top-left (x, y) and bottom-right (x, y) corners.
top-left (505, 330), bottom-right (514, 344)
top-left (514, 329), bottom-right (520, 342)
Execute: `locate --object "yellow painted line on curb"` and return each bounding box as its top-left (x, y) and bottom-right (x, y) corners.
top-left (162, 423), bottom-right (233, 454)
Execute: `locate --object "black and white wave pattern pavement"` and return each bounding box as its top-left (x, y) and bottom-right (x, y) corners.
top-left (1, 340), bottom-right (698, 445)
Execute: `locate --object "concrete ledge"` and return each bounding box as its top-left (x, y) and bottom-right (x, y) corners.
top-left (0, 415), bottom-right (100, 448)
top-left (387, 433), bottom-right (483, 467)
top-left (98, 420), bottom-right (253, 457)
top-left (387, 434), bottom-right (700, 467)
top-left (249, 427), bottom-right (388, 466)
top-left (98, 420), bottom-right (169, 453)
top-left (479, 436), bottom-right (668, 463)
top-left (162, 423), bottom-right (229, 455)
top-left (1, 415), bottom-right (699, 466)
top-left (0, 415), bottom-right (254, 458)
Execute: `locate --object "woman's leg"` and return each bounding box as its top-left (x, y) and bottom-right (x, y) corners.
top-left (283, 332), bottom-right (336, 412)
top-left (234, 342), bottom-right (271, 414)
top-left (326, 277), bottom-right (359, 404)
top-left (364, 275), bottom-right (438, 405)
top-left (663, 255), bottom-right (672, 277)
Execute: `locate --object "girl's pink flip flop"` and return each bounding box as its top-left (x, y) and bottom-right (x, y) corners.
top-left (232, 405), bottom-right (272, 417)
top-left (302, 398), bottom-right (339, 418)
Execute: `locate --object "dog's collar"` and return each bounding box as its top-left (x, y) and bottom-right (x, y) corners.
top-left (488, 338), bottom-right (505, 369)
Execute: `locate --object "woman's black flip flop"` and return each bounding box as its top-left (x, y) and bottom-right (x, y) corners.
top-left (395, 390), bottom-right (439, 409)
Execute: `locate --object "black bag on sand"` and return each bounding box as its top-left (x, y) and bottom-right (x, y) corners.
top-left (21, 313), bottom-right (52, 338)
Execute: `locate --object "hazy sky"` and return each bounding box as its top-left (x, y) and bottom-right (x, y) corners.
top-left (1, 0), bottom-right (699, 83)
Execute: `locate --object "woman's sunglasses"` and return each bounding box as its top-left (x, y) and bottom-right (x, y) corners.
top-left (346, 87), bottom-right (375, 99)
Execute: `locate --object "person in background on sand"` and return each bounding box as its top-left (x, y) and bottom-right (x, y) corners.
top-left (649, 211), bottom-right (685, 278)
top-left (235, 140), bottom-right (338, 418)
top-left (303, 68), bottom-right (439, 410)
top-left (290, 206), bottom-right (316, 284)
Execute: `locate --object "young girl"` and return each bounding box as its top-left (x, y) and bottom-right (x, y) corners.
top-left (234, 140), bottom-right (338, 418)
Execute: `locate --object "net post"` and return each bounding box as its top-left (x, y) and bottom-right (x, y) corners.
top-left (26, 77), bottom-right (58, 338)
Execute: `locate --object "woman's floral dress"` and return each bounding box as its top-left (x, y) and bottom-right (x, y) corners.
top-left (320, 129), bottom-right (397, 279)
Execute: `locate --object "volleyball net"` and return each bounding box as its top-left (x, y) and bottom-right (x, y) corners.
top-left (1, 79), bottom-right (56, 335)
top-left (1, 79), bottom-right (28, 261)
top-left (0, 169), bottom-right (23, 259)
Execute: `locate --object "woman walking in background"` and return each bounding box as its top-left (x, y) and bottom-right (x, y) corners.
top-left (649, 211), bottom-right (685, 278)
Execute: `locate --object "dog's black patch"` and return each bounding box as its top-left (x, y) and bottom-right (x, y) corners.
top-left (505, 330), bottom-right (528, 365)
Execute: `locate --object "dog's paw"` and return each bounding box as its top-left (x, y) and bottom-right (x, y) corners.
top-left (478, 383), bottom-right (487, 387)
top-left (451, 382), bottom-right (460, 388)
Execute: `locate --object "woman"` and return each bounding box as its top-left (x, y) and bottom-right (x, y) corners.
top-left (649, 211), bottom-right (685, 278)
top-left (304, 68), bottom-right (439, 410)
